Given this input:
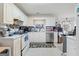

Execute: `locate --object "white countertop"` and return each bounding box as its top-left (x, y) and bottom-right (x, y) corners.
top-left (4, 34), bottom-right (22, 39)
top-left (0, 33), bottom-right (27, 40)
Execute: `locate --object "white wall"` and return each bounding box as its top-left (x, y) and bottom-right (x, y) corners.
top-left (27, 16), bottom-right (56, 26)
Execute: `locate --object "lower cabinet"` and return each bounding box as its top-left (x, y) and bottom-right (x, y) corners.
top-left (0, 37), bottom-right (21, 56)
top-left (13, 37), bottom-right (21, 56)
top-left (67, 36), bottom-right (78, 56)
top-left (28, 32), bottom-right (46, 42)
top-left (22, 43), bottom-right (29, 56)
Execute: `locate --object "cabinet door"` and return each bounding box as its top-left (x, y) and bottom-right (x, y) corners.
top-left (13, 38), bottom-right (21, 56)
top-left (0, 3), bottom-right (3, 23)
top-left (3, 4), bottom-right (13, 24)
top-left (12, 4), bottom-right (20, 19)
top-left (28, 32), bottom-right (46, 42)
top-left (67, 36), bottom-right (77, 56)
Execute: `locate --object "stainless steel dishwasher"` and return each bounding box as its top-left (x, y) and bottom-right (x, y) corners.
top-left (46, 31), bottom-right (54, 43)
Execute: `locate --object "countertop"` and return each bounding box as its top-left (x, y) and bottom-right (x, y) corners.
top-left (0, 33), bottom-right (28, 40)
top-left (3, 34), bottom-right (22, 39)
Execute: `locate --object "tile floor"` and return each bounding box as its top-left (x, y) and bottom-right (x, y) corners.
top-left (25, 43), bottom-right (63, 56)
top-left (25, 36), bottom-right (77, 56)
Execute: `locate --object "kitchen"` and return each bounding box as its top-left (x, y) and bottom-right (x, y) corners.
top-left (0, 3), bottom-right (76, 56)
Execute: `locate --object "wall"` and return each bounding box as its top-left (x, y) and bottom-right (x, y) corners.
top-left (27, 16), bottom-right (56, 26)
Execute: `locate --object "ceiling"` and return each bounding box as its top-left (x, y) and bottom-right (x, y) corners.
top-left (15, 3), bottom-right (76, 17)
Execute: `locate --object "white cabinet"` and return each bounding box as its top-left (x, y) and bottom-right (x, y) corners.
top-left (76, 5), bottom-right (79, 41)
top-left (66, 4), bottom-right (78, 56)
top-left (12, 4), bottom-right (22, 20)
top-left (13, 37), bottom-right (21, 56)
top-left (0, 37), bottom-right (21, 56)
top-left (0, 3), bottom-right (3, 23)
top-left (12, 4), bottom-right (28, 26)
top-left (28, 32), bottom-right (57, 43)
top-left (0, 3), bottom-right (28, 25)
top-left (3, 4), bottom-right (13, 24)
top-left (73, 4), bottom-right (79, 55)
top-left (28, 32), bottom-right (46, 42)
top-left (0, 3), bottom-right (14, 24)
top-left (67, 36), bottom-right (77, 56)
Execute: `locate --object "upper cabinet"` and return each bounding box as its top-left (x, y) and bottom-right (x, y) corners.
top-left (12, 4), bottom-right (21, 19)
top-left (0, 3), bottom-right (4, 23)
top-left (0, 3), bottom-right (28, 25)
top-left (3, 4), bottom-right (14, 24)
top-left (12, 4), bottom-right (28, 26)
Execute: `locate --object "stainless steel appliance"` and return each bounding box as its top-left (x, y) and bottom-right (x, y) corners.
top-left (46, 31), bottom-right (54, 43)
